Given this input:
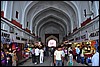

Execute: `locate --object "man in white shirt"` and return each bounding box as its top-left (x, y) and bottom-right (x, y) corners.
top-left (35, 46), bottom-right (40, 64)
top-left (39, 47), bottom-right (44, 63)
top-left (54, 46), bottom-right (63, 66)
top-left (91, 46), bottom-right (99, 66)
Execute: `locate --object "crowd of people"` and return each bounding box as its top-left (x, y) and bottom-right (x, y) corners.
top-left (1, 41), bottom-right (99, 66)
top-left (53, 42), bottom-right (99, 66)
top-left (30, 42), bottom-right (45, 64)
top-left (27, 41), bottom-right (99, 66)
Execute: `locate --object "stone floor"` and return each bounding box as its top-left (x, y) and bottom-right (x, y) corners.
top-left (18, 56), bottom-right (87, 66)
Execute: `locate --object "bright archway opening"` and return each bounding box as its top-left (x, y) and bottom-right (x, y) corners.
top-left (48, 39), bottom-right (57, 47)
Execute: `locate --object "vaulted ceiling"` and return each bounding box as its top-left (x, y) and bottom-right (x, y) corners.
top-left (23, 1), bottom-right (79, 35)
top-left (22, 1), bottom-right (79, 42)
top-left (7, 1), bottom-right (79, 43)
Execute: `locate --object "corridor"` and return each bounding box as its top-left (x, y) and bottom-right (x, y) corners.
top-left (1, 1), bottom-right (99, 66)
top-left (19, 56), bottom-right (53, 66)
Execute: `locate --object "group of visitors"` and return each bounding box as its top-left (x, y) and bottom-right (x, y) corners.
top-left (30, 45), bottom-right (44, 64)
top-left (53, 42), bottom-right (99, 66)
top-left (1, 41), bottom-right (99, 66)
top-left (53, 44), bottom-right (73, 66)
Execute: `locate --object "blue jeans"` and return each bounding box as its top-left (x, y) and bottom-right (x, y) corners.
top-left (56, 60), bottom-right (62, 66)
top-left (77, 54), bottom-right (80, 63)
top-left (81, 57), bottom-right (84, 64)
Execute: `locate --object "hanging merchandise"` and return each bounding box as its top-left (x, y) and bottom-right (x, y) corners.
top-left (90, 40), bottom-right (96, 46)
top-left (17, 47), bottom-right (20, 52)
top-left (94, 40), bottom-right (99, 52)
top-left (15, 43), bottom-right (20, 52)
top-left (12, 43), bottom-right (16, 50)
top-left (15, 42), bottom-right (18, 48)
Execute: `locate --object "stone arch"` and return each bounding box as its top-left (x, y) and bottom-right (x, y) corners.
top-left (46, 35), bottom-right (58, 47)
top-left (66, 1), bottom-right (81, 27)
top-left (22, 1), bottom-right (39, 28)
top-left (23, 1), bottom-right (79, 33)
top-left (36, 15), bottom-right (67, 36)
top-left (31, 7), bottom-right (71, 35)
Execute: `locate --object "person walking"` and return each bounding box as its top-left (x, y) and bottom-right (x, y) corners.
top-left (43, 46), bottom-right (46, 56)
top-left (76, 46), bottom-right (80, 63)
top-left (91, 46), bottom-right (99, 66)
top-left (67, 51), bottom-right (73, 66)
top-left (80, 47), bottom-right (85, 64)
top-left (54, 46), bottom-right (63, 66)
top-left (35, 46), bottom-right (40, 64)
top-left (61, 46), bottom-right (65, 66)
top-left (39, 46), bottom-right (44, 63)
top-left (64, 47), bottom-right (68, 61)
top-left (31, 47), bottom-right (35, 63)
top-left (72, 47), bottom-right (77, 61)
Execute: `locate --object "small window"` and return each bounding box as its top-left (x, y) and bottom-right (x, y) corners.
top-left (27, 22), bottom-right (29, 27)
top-left (84, 9), bottom-right (86, 17)
top-left (16, 11), bottom-right (18, 19)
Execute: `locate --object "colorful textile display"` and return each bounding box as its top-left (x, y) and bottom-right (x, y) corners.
top-left (12, 43), bottom-right (16, 50)
top-left (90, 40), bottom-right (96, 46)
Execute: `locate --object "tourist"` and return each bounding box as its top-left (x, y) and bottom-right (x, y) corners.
top-left (91, 46), bottom-right (99, 66)
top-left (64, 47), bottom-right (68, 61)
top-left (76, 46), bottom-right (80, 63)
top-left (72, 47), bottom-right (77, 61)
top-left (67, 51), bottom-right (73, 66)
top-left (54, 46), bottom-right (63, 66)
top-left (31, 47), bottom-right (35, 63)
top-left (80, 47), bottom-right (85, 64)
top-left (35, 46), bottom-right (40, 64)
top-left (61, 46), bottom-right (65, 66)
top-left (39, 46), bottom-right (44, 63)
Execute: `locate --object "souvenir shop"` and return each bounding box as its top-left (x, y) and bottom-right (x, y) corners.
top-left (65, 29), bottom-right (99, 66)
top-left (12, 42), bottom-right (33, 65)
top-left (71, 39), bottom-right (99, 65)
top-left (1, 32), bottom-right (12, 66)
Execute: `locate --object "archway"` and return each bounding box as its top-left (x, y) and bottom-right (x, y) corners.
top-left (45, 34), bottom-right (59, 47)
top-left (48, 39), bottom-right (57, 47)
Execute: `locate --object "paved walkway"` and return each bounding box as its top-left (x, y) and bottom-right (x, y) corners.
top-left (18, 56), bottom-right (87, 66)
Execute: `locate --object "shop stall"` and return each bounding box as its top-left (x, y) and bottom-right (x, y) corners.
top-left (11, 42), bottom-right (25, 65)
top-left (70, 39), bottom-right (98, 65)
